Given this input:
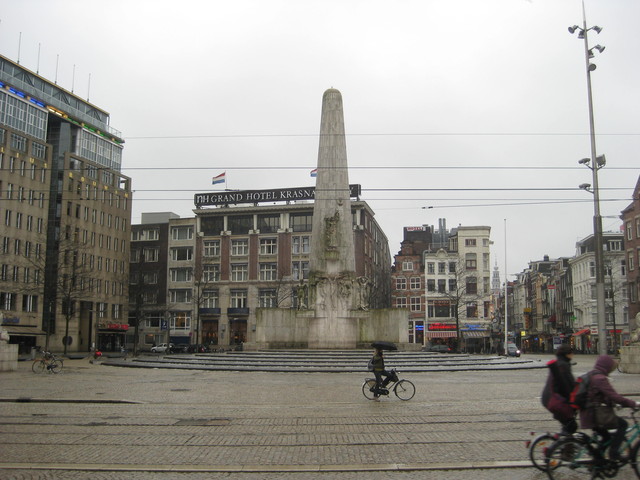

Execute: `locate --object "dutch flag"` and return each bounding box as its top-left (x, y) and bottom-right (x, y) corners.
top-left (212, 172), bottom-right (226, 185)
top-left (310, 168), bottom-right (317, 177)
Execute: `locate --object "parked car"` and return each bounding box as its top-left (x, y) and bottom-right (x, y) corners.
top-left (423, 344), bottom-right (452, 353)
top-left (151, 343), bottom-right (174, 353)
top-left (506, 344), bottom-right (521, 357)
top-left (172, 344), bottom-right (190, 353)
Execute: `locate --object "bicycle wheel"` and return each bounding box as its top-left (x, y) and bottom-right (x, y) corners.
top-left (32, 359), bottom-right (46, 374)
top-left (49, 358), bottom-right (63, 374)
top-left (546, 437), bottom-right (595, 479)
top-left (394, 379), bottom-right (415, 401)
top-left (362, 379), bottom-right (377, 400)
top-left (631, 440), bottom-right (639, 479)
top-left (529, 433), bottom-right (555, 471)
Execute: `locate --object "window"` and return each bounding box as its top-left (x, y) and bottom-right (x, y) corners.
top-left (410, 277), bottom-right (421, 290)
top-left (203, 264), bottom-right (220, 282)
top-left (465, 253), bottom-right (477, 270)
top-left (466, 302), bottom-right (478, 318)
top-left (170, 268), bottom-right (193, 282)
top-left (466, 276), bottom-right (477, 294)
top-left (438, 262), bottom-right (446, 273)
top-left (231, 264), bottom-right (248, 282)
top-left (170, 312), bottom-right (191, 330)
top-left (427, 279), bottom-right (435, 292)
top-left (202, 289), bottom-right (219, 308)
top-left (204, 240), bottom-right (220, 257)
top-left (171, 226), bottom-right (193, 240)
top-left (410, 297), bottom-right (421, 311)
top-left (260, 238), bottom-right (277, 255)
top-left (257, 214), bottom-right (280, 233)
top-left (292, 261), bottom-right (309, 280)
top-left (395, 297), bottom-right (407, 308)
top-left (465, 238), bottom-right (477, 247)
top-left (292, 236), bottom-right (310, 254)
top-left (589, 261), bottom-right (596, 278)
top-left (228, 215), bottom-right (253, 234)
top-left (112, 304), bottom-right (121, 319)
top-left (171, 247), bottom-right (193, 261)
top-left (143, 248), bottom-right (159, 262)
top-left (142, 272), bottom-right (158, 284)
top-left (437, 279), bottom-right (446, 293)
top-left (402, 261), bottom-right (413, 271)
top-left (427, 263), bottom-right (434, 274)
top-left (290, 213), bottom-right (313, 232)
top-left (395, 277), bottom-right (407, 290)
top-left (169, 289), bottom-right (192, 303)
top-left (230, 290), bottom-right (247, 308)
top-left (627, 222), bottom-right (633, 241)
top-left (449, 279), bottom-right (457, 292)
top-left (231, 239), bottom-right (248, 256)
top-left (259, 289), bottom-right (277, 307)
top-left (1, 292), bottom-right (16, 310)
top-left (22, 295), bottom-right (38, 312)
top-left (259, 263), bottom-right (277, 281)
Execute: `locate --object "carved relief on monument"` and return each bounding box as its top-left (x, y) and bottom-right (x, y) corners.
top-left (324, 211), bottom-right (339, 251)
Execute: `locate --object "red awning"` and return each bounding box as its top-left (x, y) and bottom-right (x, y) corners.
top-left (573, 328), bottom-right (590, 336)
top-left (425, 331), bottom-right (458, 338)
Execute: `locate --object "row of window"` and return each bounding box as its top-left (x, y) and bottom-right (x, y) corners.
top-left (1, 153), bottom-right (48, 179)
top-left (162, 262), bottom-right (310, 283)
top-left (0, 92), bottom-right (48, 141)
top-left (2, 183), bottom-right (47, 207)
top-left (65, 200), bottom-right (128, 228)
top-left (0, 292), bottom-right (39, 312)
top-left (64, 226), bottom-right (127, 254)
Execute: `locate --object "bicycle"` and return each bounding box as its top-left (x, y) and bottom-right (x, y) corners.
top-left (545, 408), bottom-right (640, 479)
top-left (527, 431), bottom-right (559, 471)
top-left (362, 368), bottom-right (415, 401)
top-left (32, 351), bottom-right (63, 374)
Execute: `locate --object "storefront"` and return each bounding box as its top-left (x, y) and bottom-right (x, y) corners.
top-left (97, 323), bottom-right (129, 352)
top-left (1, 324), bottom-right (46, 355)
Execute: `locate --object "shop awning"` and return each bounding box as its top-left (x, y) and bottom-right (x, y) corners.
top-left (463, 331), bottom-right (489, 338)
top-left (2, 325), bottom-right (46, 336)
top-left (573, 328), bottom-right (590, 336)
top-left (425, 331), bottom-right (457, 338)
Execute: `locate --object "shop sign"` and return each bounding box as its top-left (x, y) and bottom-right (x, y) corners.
top-left (428, 323), bottom-right (456, 331)
top-left (106, 323), bottom-right (129, 331)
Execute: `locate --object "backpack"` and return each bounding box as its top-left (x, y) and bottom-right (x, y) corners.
top-left (569, 372), bottom-right (592, 410)
top-left (367, 358), bottom-right (374, 372)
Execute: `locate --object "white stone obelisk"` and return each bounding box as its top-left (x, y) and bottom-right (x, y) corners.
top-left (308, 88), bottom-right (358, 349)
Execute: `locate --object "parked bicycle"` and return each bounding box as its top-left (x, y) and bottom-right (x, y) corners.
top-left (32, 351), bottom-right (63, 374)
top-left (362, 368), bottom-right (415, 401)
top-left (544, 407), bottom-right (640, 479)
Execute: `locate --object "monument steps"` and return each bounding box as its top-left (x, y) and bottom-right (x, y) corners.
top-left (106, 350), bottom-right (545, 372)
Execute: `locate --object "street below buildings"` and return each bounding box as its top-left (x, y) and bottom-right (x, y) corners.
top-left (0, 354), bottom-right (638, 480)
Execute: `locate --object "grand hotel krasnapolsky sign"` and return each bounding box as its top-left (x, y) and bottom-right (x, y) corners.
top-left (194, 185), bottom-right (361, 208)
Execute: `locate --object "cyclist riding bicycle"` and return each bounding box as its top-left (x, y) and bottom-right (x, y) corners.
top-left (371, 347), bottom-right (392, 401)
top-left (579, 354), bottom-right (640, 462)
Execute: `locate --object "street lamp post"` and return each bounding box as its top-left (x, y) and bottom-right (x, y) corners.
top-left (570, 1), bottom-right (607, 355)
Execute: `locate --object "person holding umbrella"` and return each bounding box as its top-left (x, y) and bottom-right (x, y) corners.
top-left (371, 342), bottom-right (394, 401)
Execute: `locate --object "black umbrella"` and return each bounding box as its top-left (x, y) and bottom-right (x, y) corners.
top-left (371, 341), bottom-right (398, 351)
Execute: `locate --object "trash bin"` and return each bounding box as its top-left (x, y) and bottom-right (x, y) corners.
top-left (30, 347), bottom-right (36, 360)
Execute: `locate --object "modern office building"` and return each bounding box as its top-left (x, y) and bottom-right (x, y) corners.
top-left (128, 196), bottom-right (392, 351)
top-left (0, 54), bottom-right (131, 354)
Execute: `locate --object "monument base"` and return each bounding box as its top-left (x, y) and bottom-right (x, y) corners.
top-left (0, 342), bottom-right (18, 371)
top-left (619, 345), bottom-right (640, 374)
top-left (245, 307), bottom-right (409, 351)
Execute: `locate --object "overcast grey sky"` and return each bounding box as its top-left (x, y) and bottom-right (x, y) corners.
top-left (2, 0), bottom-right (639, 282)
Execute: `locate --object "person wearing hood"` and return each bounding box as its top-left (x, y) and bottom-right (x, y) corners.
top-left (580, 355), bottom-right (640, 461)
top-left (541, 344), bottom-right (577, 434)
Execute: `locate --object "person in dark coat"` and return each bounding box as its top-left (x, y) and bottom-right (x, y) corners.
top-left (371, 347), bottom-right (392, 401)
top-left (541, 344), bottom-right (577, 434)
top-left (579, 355), bottom-right (639, 461)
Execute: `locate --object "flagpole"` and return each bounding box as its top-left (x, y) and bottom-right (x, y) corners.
top-left (504, 218), bottom-right (508, 356)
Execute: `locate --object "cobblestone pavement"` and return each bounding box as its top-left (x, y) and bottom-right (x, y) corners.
top-left (0, 354), bottom-right (638, 480)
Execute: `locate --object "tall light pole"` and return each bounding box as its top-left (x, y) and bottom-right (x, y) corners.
top-left (570, 0), bottom-right (607, 355)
